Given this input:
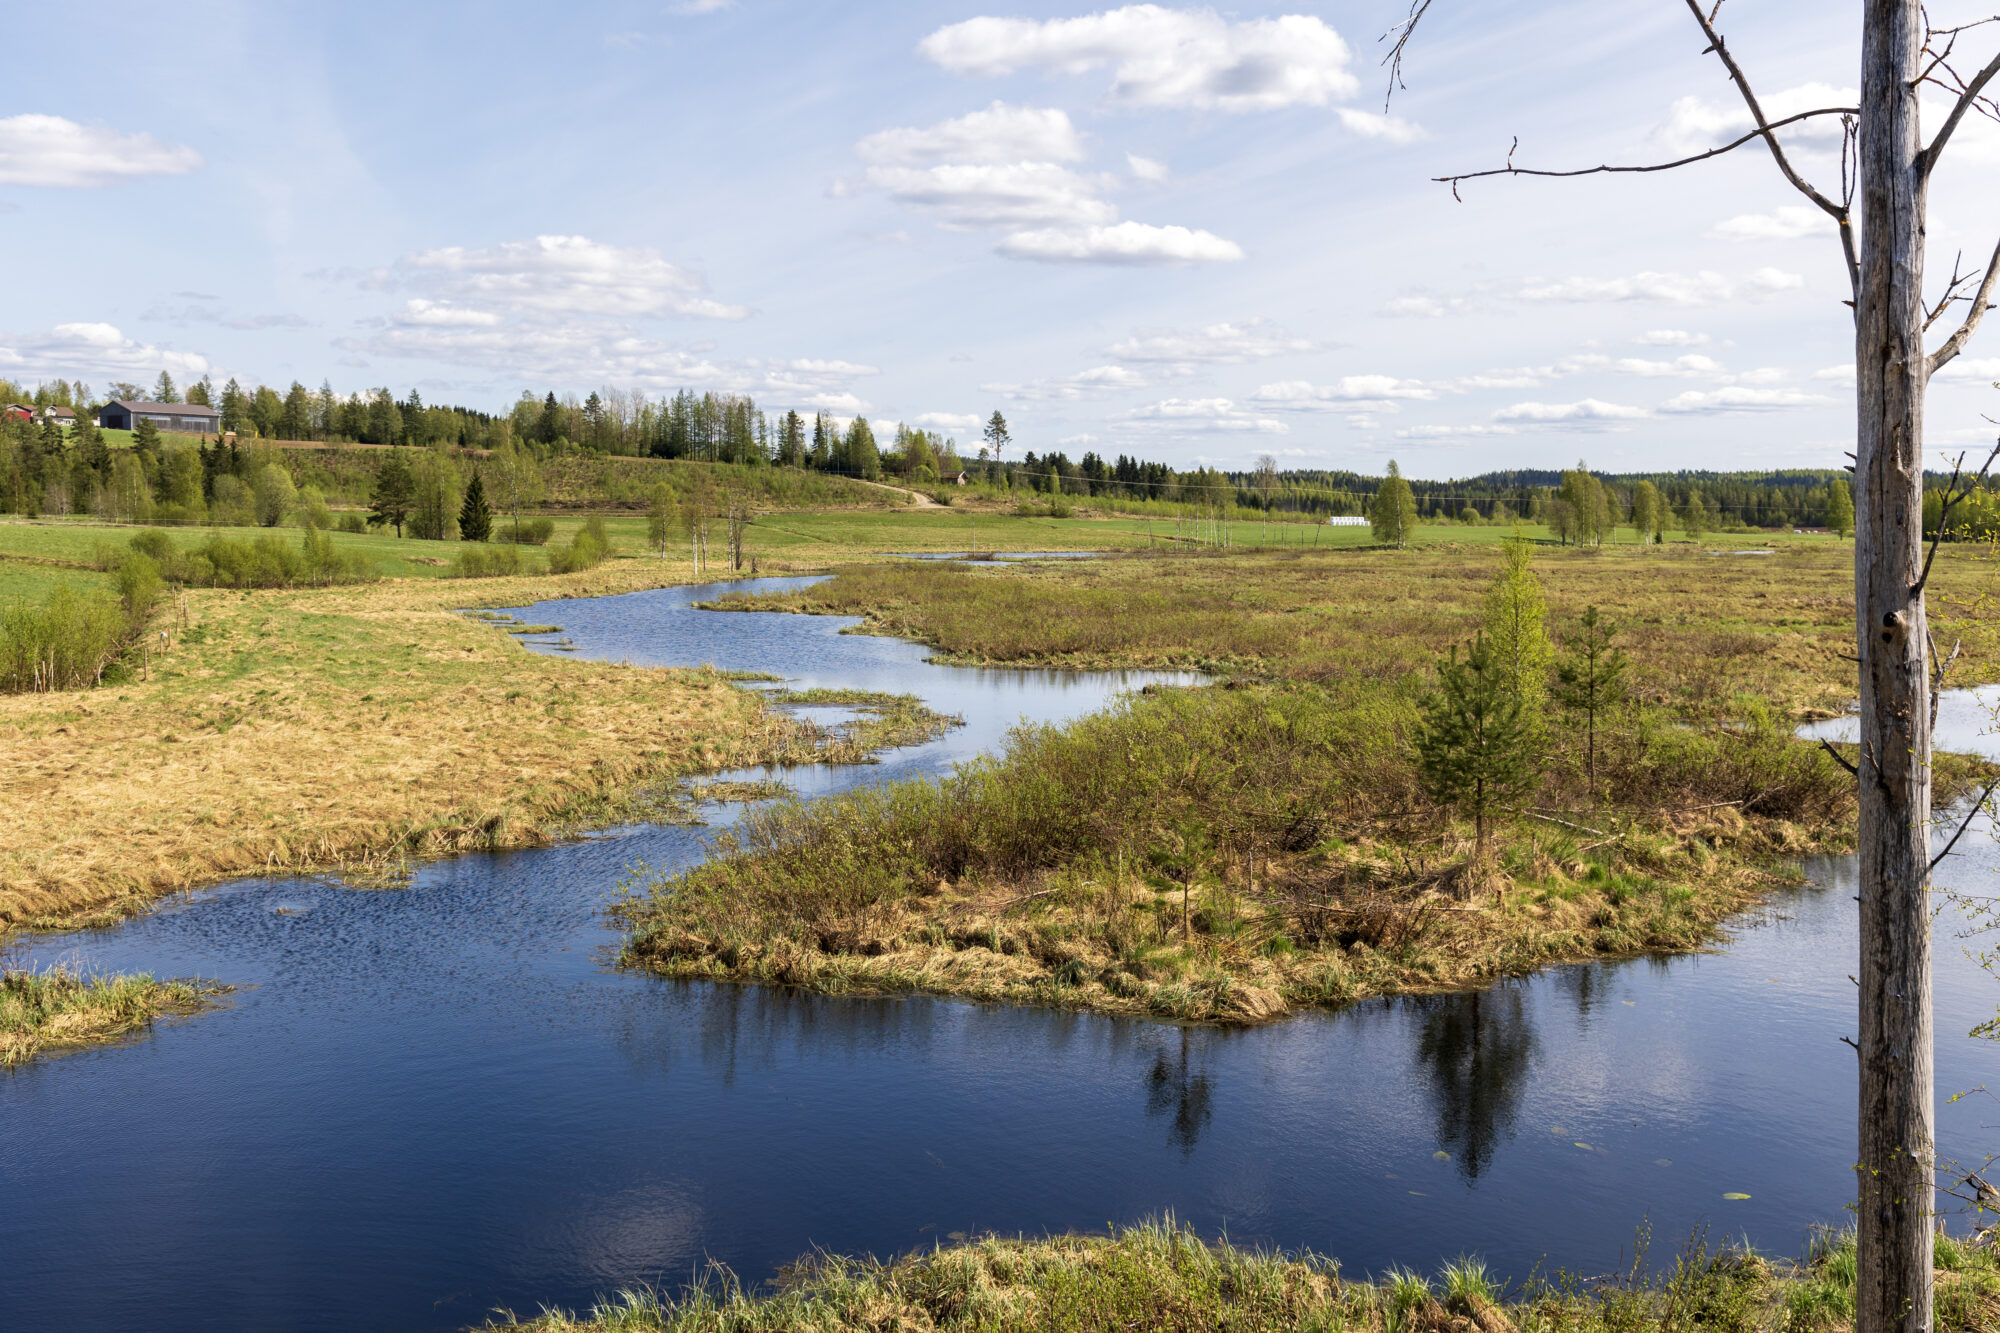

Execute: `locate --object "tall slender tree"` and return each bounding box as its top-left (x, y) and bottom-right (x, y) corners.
top-left (1415, 634), bottom-right (1536, 858)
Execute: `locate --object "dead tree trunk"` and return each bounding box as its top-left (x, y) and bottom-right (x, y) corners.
top-left (1855, 4), bottom-right (1933, 1327)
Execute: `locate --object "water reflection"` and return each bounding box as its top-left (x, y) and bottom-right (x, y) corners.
top-left (1412, 987), bottom-right (1539, 1181)
top-left (1144, 1028), bottom-right (1214, 1155)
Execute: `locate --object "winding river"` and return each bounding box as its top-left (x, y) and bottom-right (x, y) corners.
top-left (2, 576), bottom-right (1995, 1332)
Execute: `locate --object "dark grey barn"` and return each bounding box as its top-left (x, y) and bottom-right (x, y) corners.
top-left (98, 400), bottom-right (223, 434)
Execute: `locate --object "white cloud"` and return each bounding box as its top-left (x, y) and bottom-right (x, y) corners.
top-left (1126, 152), bottom-right (1169, 181)
top-left (985, 364), bottom-right (1150, 400)
top-left (1713, 205), bottom-right (1830, 241)
top-left (1253, 376), bottom-right (1435, 411)
top-left (1558, 352), bottom-right (1729, 378)
top-left (1443, 369), bottom-right (1546, 390)
top-left (916, 411), bottom-right (985, 433)
top-left (1518, 271), bottom-right (1734, 305)
top-left (1335, 108), bottom-right (1426, 143)
top-left (1658, 386), bottom-right (1828, 414)
top-left (867, 162), bottom-right (1116, 229)
top-left (1382, 294), bottom-right (1467, 318)
top-left (400, 299), bottom-right (503, 327)
top-left (391, 235), bottom-right (747, 321)
top-left (1492, 398), bottom-right (1649, 428)
top-left (920, 7), bottom-right (1360, 113)
top-left (669, 0), bottom-right (733, 13)
top-left (1652, 82), bottom-right (1856, 157)
top-left (0, 321), bottom-right (209, 380)
top-left (1124, 395), bottom-right (1289, 433)
top-left (0, 114), bottom-right (203, 187)
top-left (858, 103), bottom-right (1084, 166)
top-left (1634, 329), bottom-right (1709, 346)
top-left (1395, 423), bottom-right (1519, 440)
top-left (1935, 357), bottom-right (2000, 382)
top-left (1515, 269), bottom-right (1802, 306)
top-left (1814, 363), bottom-right (1858, 385)
top-left (998, 221), bottom-right (1243, 265)
top-left (1107, 320), bottom-right (1314, 366)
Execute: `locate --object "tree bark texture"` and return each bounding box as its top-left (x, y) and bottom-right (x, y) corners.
top-left (1855, 4), bottom-right (1934, 1330)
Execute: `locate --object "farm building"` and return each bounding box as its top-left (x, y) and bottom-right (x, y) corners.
top-left (2, 404), bottom-right (32, 423)
top-left (42, 406), bottom-right (76, 427)
top-left (98, 400), bottom-right (223, 434)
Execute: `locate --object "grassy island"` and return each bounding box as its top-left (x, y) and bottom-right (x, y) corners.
top-left (1, 964), bottom-right (226, 1066)
top-left (622, 542), bottom-right (2000, 1025)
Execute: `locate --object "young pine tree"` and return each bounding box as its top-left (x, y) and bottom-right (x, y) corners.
top-left (459, 470), bottom-right (493, 542)
top-left (1483, 534), bottom-right (1550, 730)
top-left (1416, 634), bottom-right (1536, 857)
top-left (370, 453), bottom-right (416, 538)
top-left (1552, 605), bottom-right (1627, 801)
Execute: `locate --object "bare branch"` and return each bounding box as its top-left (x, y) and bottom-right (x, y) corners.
top-left (1925, 251), bottom-right (1978, 331)
top-left (1928, 231), bottom-right (2000, 375)
top-left (1913, 441), bottom-right (2000, 598)
top-left (1923, 47), bottom-right (2000, 170)
top-left (1929, 779), bottom-right (2000, 873)
top-left (1433, 107), bottom-right (1854, 198)
top-left (1822, 738), bottom-right (1861, 777)
top-left (1928, 626), bottom-right (1962, 732)
top-left (1380, 0), bottom-right (1433, 111)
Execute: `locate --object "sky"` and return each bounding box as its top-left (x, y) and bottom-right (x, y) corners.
top-left (4, 0), bottom-right (1999, 477)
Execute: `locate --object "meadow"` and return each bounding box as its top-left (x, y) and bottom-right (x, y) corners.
top-left (486, 1215), bottom-right (2000, 1333)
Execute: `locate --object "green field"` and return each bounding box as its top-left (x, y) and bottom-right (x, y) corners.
top-left (0, 556), bottom-right (114, 604)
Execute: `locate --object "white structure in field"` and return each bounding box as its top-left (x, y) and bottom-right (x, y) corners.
top-left (1326, 516), bottom-right (1368, 526)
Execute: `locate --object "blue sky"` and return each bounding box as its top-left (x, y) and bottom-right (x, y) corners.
top-left (4, 1), bottom-right (1998, 474)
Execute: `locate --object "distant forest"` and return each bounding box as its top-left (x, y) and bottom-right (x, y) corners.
top-left (0, 369), bottom-right (1928, 534)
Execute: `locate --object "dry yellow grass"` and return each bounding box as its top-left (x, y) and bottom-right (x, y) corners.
top-left (0, 561), bottom-right (833, 930)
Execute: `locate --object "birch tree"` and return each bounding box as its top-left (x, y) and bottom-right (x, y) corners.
top-left (1392, 3), bottom-right (2000, 1327)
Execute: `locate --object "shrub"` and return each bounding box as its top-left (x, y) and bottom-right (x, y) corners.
top-left (547, 518), bottom-right (611, 575)
top-left (337, 513), bottom-right (367, 533)
top-left (0, 583), bottom-right (130, 692)
top-left (251, 463), bottom-right (296, 527)
top-left (498, 517), bottom-right (554, 545)
top-left (451, 544), bottom-right (527, 579)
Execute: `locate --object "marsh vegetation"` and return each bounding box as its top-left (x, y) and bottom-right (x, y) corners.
top-left (1, 963), bottom-right (225, 1066)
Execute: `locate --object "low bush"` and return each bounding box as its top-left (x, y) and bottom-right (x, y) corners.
top-left (547, 517), bottom-right (611, 574)
top-left (451, 544), bottom-right (529, 579)
top-left (0, 583), bottom-right (130, 691)
top-left (498, 517), bottom-right (555, 545)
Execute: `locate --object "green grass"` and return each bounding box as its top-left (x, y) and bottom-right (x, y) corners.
top-left (481, 1216), bottom-right (2000, 1332)
top-left (0, 557), bottom-right (114, 604)
top-left (1, 963), bottom-right (226, 1065)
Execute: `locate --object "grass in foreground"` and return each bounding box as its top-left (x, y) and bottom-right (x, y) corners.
top-left (484, 1216), bottom-right (2000, 1333)
top-left (1, 963), bottom-right (226, 1066)
top-left (0, 561), bottom-right (946, 932)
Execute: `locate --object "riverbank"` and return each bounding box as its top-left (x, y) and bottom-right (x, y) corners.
top-left (1, 964), bottom-right (227, 1066)
top-left (625, 543), bottom-right (2000, 1025)
top-left (0, 561), bottom-right (946, 933)
top-left (484, 1216), bottom-right (2000, 1333)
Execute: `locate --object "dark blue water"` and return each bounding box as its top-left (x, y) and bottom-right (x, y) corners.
top-left (3, 579), bottom-right (1996, 1333)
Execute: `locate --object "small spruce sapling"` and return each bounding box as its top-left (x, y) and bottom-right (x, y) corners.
top-left (1415, 634), bottom-right (1536, 859)
top-left (369, 452), bottom-right (416, 538)
top-left (1552, 606), bottom-right (1627, 802)
top-left (459, 470), bottom-right (493, 543)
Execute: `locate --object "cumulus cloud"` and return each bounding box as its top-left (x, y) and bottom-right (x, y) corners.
top-left (1652, 82), bottom-right (1856, 157)
top-left (1442, 368), bottom-right (1546, 391)
top-left (1515, 269), bottom-right (1802, 306)
top-left (997, 221), bottom-right (1243, 264)
top-left (1126, 152), bottom-right (1169, 180)
top-left (985, 364), bottom-right (1150, 400)
top-left (1935, 356), bottom-right (2000, 382)
top-left (1106, 320), bottom-right (1313, 366)
top-left (1657, 386), bottom-right (1828, 414)
top-left (857, 103), bottom-right (1085, 166)
top-left (1634, 329), bottom-right (1710, 346)
top-left (1713, 205), bottom-right (1830, 241)
top-left (389, 235), bottom-right (747, 321)
top-left (1124, 395), bottom-right (1289, 433)
top-left (1253, 376), bottom-right (1435, 411)
top-left (0, 114), bottom-right (203, 188)
top-left (919, 6), bottom-right (1359, 113)
top-left (0, 321), bottom-right (209, 380)
top-left (1395, 423), bottom-right (1519, 440)
top-left (866, 162), bottom-right (1117, 229)
top-left (916, 411), bottom-right (986, 433)
top-left (853, 107), bottom-right (1241, 265)
top-left (1813, 363), bottom-right (1858, 385)
top-left (1381, 294), bottom-right (1467, 318)
top-left (1492, 398), bottom-right (1649, 428)
top-left (1558, 352), bottom-right (1730, 378)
